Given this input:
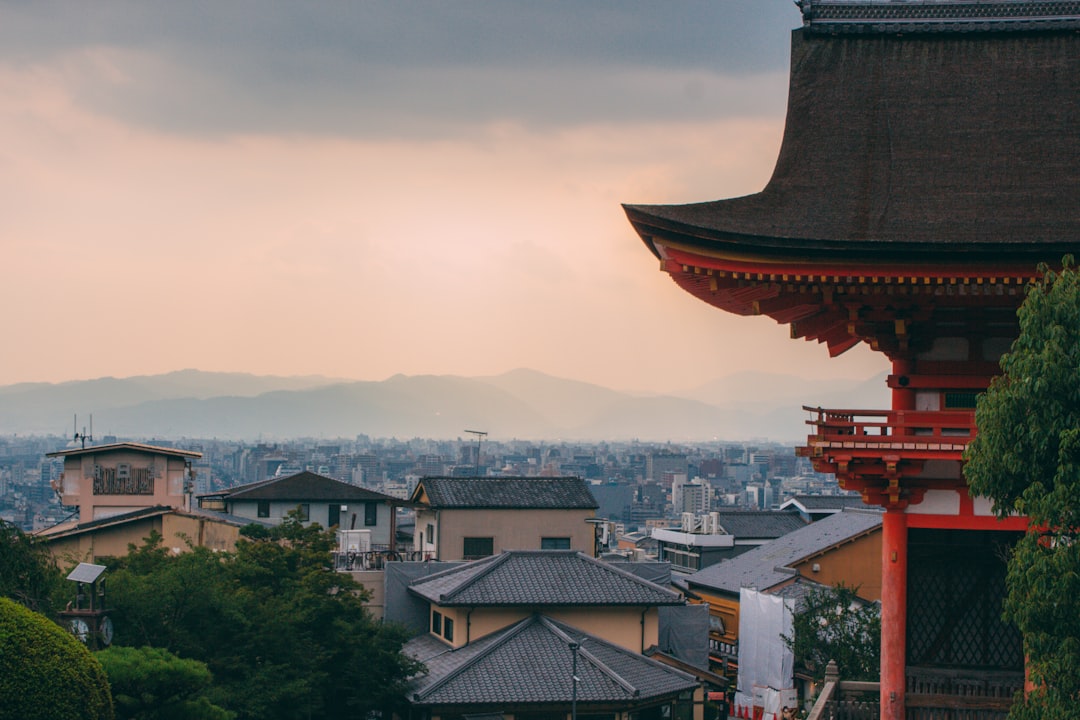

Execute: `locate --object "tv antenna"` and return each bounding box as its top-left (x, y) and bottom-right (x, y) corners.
top-left (74, 414), bottom-right (94, 449)
top-left (464, 429), bottom-right (487, 476)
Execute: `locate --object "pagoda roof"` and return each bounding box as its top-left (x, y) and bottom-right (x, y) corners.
top-left (625, 26), bottom-right (1080, 273)
top-left (798, 0), bottom-right (1080, 35)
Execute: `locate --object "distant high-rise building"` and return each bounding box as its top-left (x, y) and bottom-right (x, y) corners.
top-left (672, 476), bottom-right (712, 515)
top-left (645, 453), bottom-right (687, 482)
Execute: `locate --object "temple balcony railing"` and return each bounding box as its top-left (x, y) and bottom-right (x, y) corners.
top-left (799, 406), bottom-right (976, 462)
top-left (798, 406), bottom-right (977, 507)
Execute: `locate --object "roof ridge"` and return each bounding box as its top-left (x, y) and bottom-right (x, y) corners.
top-left (408, 553), bottom-right (503, 594)
top-left (576, 553), bottom-right (682, 601)
top-left (539, 617), bottom-right (640, 697)
top-left (412, 615), bottom-right (539, 701)
top-left (438, 552), bottom-right (514, 603)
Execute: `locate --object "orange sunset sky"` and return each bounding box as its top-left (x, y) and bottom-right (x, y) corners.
top-left (1, 1), bottom-right (887, 393)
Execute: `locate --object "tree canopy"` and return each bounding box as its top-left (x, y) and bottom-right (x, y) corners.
top-left (0, 596), bottom-right (114, 720)
top-left (96, 645), bottom-right (232, 720)
top-left (105, 514), bottom-right (422, 720)
top-left (963, 258), bottom-right (1080, 720)
top-left (0, 518), bottom-right (64, 614)
top-left (782, 583), bottom-right (880, 683)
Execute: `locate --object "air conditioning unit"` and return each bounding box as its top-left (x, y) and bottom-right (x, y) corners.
top-left (681, 512), bottom-right (697, 532)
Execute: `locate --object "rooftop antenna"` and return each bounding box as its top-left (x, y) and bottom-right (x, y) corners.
top-left (74, 414), bottom-right (93, 449)
top-left (464, 429), bottom-right (487, 476)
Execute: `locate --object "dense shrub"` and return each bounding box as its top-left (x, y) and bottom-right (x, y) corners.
top-left (0, 596), bottom-right (114, 720)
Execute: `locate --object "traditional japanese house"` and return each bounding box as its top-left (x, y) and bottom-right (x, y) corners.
top-left (624, 1), bottom-right (1080, 718)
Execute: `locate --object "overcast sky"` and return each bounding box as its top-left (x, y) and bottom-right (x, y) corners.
top-left (1, 1), bottom-right (888, 393)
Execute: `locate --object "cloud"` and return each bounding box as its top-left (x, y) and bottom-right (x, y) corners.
top-left (0, 1), bottom-right (801, 139)
top-left (0, 2), bottom-right (891, 395)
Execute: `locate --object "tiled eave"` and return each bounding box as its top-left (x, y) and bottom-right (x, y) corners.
top-left (799, 0), bottom-right (1080, 34)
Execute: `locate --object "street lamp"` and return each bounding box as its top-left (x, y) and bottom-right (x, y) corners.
top-left (569, 639), bottom-right (586, 720)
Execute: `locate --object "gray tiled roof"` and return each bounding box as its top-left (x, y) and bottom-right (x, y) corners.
top-left (712, 511), bottom-right (807, 539)
top-left (686, 508), bottom-right (882, 597)
top-left (37, 504), bottom-right (271, 539)
top-left (405, 614), bottom-right (698, 706)
top-left (216, 471), bottom-right (396, 502)
top-left (410, 551), bottom-right (684, 607)
top-left (416, 477), bottom-right (598, 509)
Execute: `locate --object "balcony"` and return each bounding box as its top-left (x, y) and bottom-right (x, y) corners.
top-left (332, 546), bottom-right (433, 571)
top-left (798, 407), bottom-right (977, 507)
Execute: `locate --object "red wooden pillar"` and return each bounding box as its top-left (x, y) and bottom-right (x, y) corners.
top-left (892, 359), bottom-right (916, 412)
top-left (881, 509), bottom-right (908, 720)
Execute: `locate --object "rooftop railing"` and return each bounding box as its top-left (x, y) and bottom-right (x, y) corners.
top-left (332, 547), bottom-right (432, 571)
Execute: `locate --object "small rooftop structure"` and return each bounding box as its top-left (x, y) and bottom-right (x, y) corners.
top-left (653, 510), bottom-right (810, 573)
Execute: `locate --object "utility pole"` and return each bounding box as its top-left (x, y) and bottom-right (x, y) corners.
top-left (464, 429), bottom-right (487, 476)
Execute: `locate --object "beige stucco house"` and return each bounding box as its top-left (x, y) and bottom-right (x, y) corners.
top-left (37, 505), bottom-right (251, 563)
top-left (409, 476), bottom-right (599, 560)
top-left (48, 442), bottom-right (202, 523)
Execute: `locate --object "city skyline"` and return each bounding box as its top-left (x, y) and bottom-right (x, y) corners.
top-left (2, 1), bottom-right (887, 393)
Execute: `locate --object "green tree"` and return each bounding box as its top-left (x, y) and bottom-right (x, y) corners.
top-left (0, 519), bottom-right (64, 614)
top-left (0, 596), bottom-right (114, 720)
top-left (105, 514), bottom-right (422, 720)
top-left (782, 583), bottom-right (880, 683)
top-left (97, 645), bottom-right (233, 720)
top-left (963, 258), bottom-right (1080, 720)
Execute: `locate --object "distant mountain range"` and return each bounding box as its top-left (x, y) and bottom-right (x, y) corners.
top-left (0, 368), bottom-right (889, 442)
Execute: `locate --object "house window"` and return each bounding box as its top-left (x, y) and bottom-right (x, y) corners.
top-left (257, 500), bottom-right (270, 518)
top-left (431, 611), bottom-right (442, 635)
top-left (443, 616), bottom-right (454, 642)
top-left (463, 537), bottom-right (494, 559)
top-left (297, 503), bottom-right (310, 522)
top-left (365, 502), bottom-right (378, 526)
top-left (540, 537), bottom-right (571, 550)
top-left (425, 523), bottom-right (434, 545)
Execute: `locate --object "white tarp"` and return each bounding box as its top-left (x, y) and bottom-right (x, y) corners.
top-left (736, 587), bottom-right (795, 716)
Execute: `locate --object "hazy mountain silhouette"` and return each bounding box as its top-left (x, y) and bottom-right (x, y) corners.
top-left (0, 369), bottom-right (889, 441)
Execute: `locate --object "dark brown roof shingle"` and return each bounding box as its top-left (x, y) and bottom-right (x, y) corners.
top-left (416, 476), bottom-right (598, 510)
top-left (627, 29), bottom-right (1080, 263)
top-left (220, 471), bottom-right (396, 502)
